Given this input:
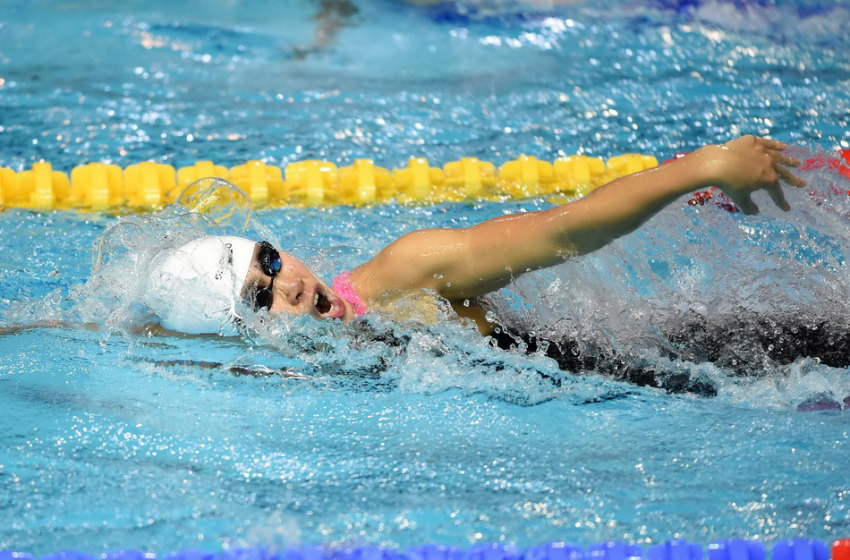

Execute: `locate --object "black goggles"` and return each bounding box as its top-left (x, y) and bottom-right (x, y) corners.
top-left (253, 241), bottom-right (282, 310)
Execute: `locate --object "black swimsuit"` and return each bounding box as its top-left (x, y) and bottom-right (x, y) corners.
top-left (489, 311), bottom-right (850, 397)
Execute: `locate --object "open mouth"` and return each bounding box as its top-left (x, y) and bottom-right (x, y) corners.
top-left (313, 291), bottom-right (332, 315)
top-left (312, 285), bottom-right (347, 319)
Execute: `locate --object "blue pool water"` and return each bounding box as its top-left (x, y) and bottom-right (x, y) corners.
top-left (1, 0), bottom-right (850, 556)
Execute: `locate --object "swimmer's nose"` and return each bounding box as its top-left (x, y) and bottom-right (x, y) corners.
top-left (277, 276), bottom-right (305, 306)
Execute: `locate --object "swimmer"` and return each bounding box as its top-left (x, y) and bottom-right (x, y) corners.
top-left (291, 0), bottom-right (359, 59)
top-left (149, 135), bottom-right (806, 343)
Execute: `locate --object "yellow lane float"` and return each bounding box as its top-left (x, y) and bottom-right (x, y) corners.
top-left (0, 153), bottom-right (659, 211)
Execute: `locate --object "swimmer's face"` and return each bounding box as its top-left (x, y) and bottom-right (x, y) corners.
top-left (242, 242), bottom-right (353, 321)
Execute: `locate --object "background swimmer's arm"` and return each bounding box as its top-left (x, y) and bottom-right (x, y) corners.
top-left (0, 320), bottom-right (98, 335)
top-left (353, 136), bottom-right (805, 304)
top-left (0, 321), bottom-right (236, 339)
top-left (131, 322), bottom-right (245, 339)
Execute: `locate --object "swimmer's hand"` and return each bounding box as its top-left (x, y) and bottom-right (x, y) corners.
top-left (697, 135), bottom-right (807, 214)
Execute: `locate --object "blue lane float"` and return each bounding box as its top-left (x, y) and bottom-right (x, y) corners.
top-left (2, 538), bottom-right (847, 560)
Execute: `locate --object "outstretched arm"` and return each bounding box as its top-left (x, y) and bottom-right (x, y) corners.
top-left (352, 136), bottom-right (805, 304)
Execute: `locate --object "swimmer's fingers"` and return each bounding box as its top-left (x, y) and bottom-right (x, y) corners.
top-left (761, 150), bottom-right (799, 211)
top-left (759, 138), bottom-right (789, 151)
top-left (738, 196), bottom-right (760, 215)
top-left (761, 150), bottom-right (802, 211)
top-left (728, 191), bottom-right (760, 215)
top-left (776, 164), bottom-right (807, 187)
top-left (771, 156), bottom-right (808, 188)
top-left (766, 148), bottom-right (800, 169)
top-left (714, 135), bottom-right (805, 213)
top-left (765, 184), bottom-right (791, 212)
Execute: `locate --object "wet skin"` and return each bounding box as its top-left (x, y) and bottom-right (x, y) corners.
top-left (239, 137), bottom-right (806, 334)
top-left (242, 244), bottom-right (354, 322)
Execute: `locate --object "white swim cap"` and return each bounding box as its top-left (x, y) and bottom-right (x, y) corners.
top-left (146, 236), bottom-right (257, 334)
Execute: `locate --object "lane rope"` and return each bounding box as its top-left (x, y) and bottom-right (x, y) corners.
top-left (4, 149), bottom-right (847, 211)
top-left (0, 153), bottom-right (660, 211)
